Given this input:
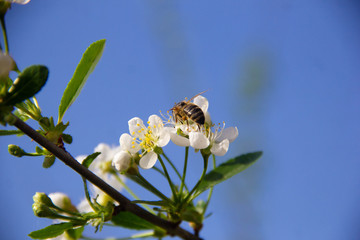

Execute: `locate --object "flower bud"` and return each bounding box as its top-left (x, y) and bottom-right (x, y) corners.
top-left (32, 202), bottom-right (58, 219)
top-left (8, 144), bottom-right (25, 157)
top-left (33, 192), bottom-right (55, 207)
top-left (48, 192), bottom-right (77, 212)
top-left (112, 151), bottom-right (131, 173)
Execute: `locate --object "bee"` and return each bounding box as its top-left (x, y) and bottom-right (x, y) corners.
top-left (171, 90), bottom-right (208, 127)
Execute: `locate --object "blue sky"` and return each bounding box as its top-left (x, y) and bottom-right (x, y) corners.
top-left (1, 1), bottom-right (360, 240)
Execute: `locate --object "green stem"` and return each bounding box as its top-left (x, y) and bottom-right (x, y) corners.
top-left (113, 174), bottom-right (138, 201)
top-left (113, 174), bottom-right (154, 213)
top-left (11, 115), bottom-right (200, 240)
top-left (82, 177), bottom-right (98, 211)
top-left (182, 153), bottom-right (210, 205)
top-left (162, 152), bottom-right (184, 187)
top-left (136, 173), bottom-right (172, 204)
top-left (50, 205), bottom-right (82, 217)
top-left (152, 166), bottom-right (166, 177)
top-left (0, 15), bottom-right (9, 53)
top-left (158, 155), bottom-right (178, 201)
top-left (202, 154), bottom-right (216, 215)
top-left (179, 147), bottom-right (189, 197)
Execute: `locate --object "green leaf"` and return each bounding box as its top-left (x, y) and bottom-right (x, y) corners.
top-left (196, 151), bottom-right (262, 195)
top-left (3, 65), bottom-right (48, 106)
top-left (66, 226), bottom-right (84, 239)
top-left (58, 39), bottom-right (106, 123)
top-left (42, 155), bottom-right (55, 168)
top-left (81, 152), bottom-right (101, 168)
top-left (28, 222), bottom-right (74, 239)
top-left (111, 211), bottom-right (156, 230)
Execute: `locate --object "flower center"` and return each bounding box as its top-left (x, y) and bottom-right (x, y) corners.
top-left (131, 121), bottom-right (163, 156)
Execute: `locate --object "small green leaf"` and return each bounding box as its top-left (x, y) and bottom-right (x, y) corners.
top-left (43, 155), bottom-right (55, 168)
top-left (62, 133), bottom-right (73, 144)
top-left (58, 39), bottom-right (106, 123)
top-left (111, 211), bottom-right (156, 230)
top-left (28, 222), bottom-right (74, 239)
top-left (196, 151), bottom-right (262, 195)
top-left (3, 65), bottom-right (48, 106)
top-left (66, 226), bottom-right (84, 239)
top-left (81, 152), bottom-right (101, 168)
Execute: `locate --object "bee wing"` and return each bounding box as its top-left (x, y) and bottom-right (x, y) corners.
top-left (189, 90), bottom-right (208, 101)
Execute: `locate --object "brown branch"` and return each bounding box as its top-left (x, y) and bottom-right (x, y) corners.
top-left (11, 114), bottom-right (201, 240)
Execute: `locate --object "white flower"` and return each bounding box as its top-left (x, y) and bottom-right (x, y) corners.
top-left (3, 0), bottom-right (31, 4)
top-left (0, 53), bottom-right (13, 77)
top-left (166, 95), bottom-right (211, 149)
top-left (76, 198), bottom-right (92, 213)
top-left (193, 95), bottom-right (211, 125)
top-left (165, 95), bottom-right (238, 155)
top-left (92, 143), bottom-right (121, 173)
top-left (209, 125), bottom-right (238, 156)
top-left (119, 115), bottom-right (170, 170)
top-left (48, 192), bottom-right (72, 210)
top-left (75, 143), bottom-right (124, 207)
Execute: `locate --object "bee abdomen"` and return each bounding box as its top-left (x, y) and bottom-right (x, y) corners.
top-left (184, 104), bottom-right (205, 125)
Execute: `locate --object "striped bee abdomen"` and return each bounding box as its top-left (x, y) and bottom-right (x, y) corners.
top-left (183, 103), bottom-right (205, 125)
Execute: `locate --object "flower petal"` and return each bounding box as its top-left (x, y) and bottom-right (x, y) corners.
top-left (189, 131), bottom-right (210, 149)
top-left (128, 117), bottom-right (146, 138)
top-left (217, 127), bottom-right (238, 143)
top-left (112, 151), bottom-right (131, 172)
top-left (94, 143), bottom-right (111, 161)
top-left (211, 139), bottom-right (229, 156)
top-left (204, 111), bottom-right (212, 125)
top-left (139, 151), bottom-right (158, 169)
top-left (148, 114), bottom-right (163, 135)
top-left (157, 128), bottom-right (170, 147)
top-left (168, 128), bottom-right (190, 147)
top-left (119, 133), bottom-right (140, 153)
top-left (193, 95), bottom-right (209, 113)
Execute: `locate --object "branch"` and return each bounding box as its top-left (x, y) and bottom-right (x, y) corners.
top-left (11, 114), bottom-right (201, 240)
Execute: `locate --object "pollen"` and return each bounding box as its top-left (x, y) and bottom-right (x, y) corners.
top-left (137, 123), bottom-right (140, 126)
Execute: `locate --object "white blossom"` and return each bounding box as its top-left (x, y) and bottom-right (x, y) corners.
top-left (75, 143), bottom-right (124, 209)
top-left (119, 115), bottom-right (170, 169)
top-left (208, 125), bottom-right (238, 156)
top-left (166, 95), bottom-right (238, 155)
top-left (48, 192), bottom-right (72, 210)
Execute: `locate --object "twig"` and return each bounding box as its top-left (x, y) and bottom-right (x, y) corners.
top-left (11, 114), bottom-right (201, 240)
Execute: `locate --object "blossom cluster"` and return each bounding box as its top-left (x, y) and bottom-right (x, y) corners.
top-left (76, 143), bottom-right (124, 211)
top-left (112, 95), bottom-right (238, 173)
